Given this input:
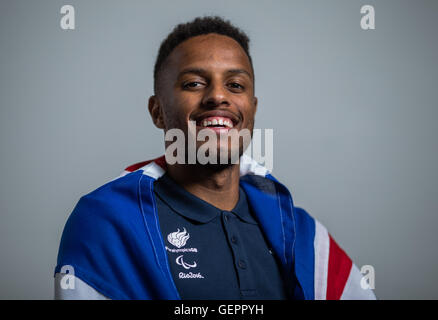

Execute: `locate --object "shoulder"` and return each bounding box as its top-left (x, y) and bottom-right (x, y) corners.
top-left (260, 176), bottom-right (376, 300)
top-left (302, 212), bottom-right (376, 300)
top-left (294, 208), bottom-right (376, 300)
top-left (59, 168), bottom-right (154, 249)
top-left (54, 169), bottom-right (156, 299)
top-left (69, 170), bottom-right (147, 226)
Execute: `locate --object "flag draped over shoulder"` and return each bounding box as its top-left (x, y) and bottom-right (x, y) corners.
top-left (54, 155), bottom-right (376, 300)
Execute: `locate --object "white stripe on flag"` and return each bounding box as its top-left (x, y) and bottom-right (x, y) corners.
top-left (314, 219), bottom-right (330, 300)
top-left (141, 161), bottom-right (166, 179)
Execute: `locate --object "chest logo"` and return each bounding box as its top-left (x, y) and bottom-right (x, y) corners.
top-left (175, 255), bottom-right (197, 269)
top-left (167, 227), bottom-right (190, 248)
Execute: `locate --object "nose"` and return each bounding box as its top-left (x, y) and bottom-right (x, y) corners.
top-left (201, 82), bottom-right (230, 108)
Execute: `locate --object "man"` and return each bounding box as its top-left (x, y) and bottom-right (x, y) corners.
top-left (54, 16), bottom-right (376, 300)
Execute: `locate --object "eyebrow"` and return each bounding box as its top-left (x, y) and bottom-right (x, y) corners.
top-left (177, 67), bottom-right (253, 79)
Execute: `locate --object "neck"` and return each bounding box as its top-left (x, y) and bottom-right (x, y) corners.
top-left (166, 163), bottom-right (240, 211)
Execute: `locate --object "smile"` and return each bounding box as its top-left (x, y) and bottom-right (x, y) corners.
top-left (200, 116), bottom-right (234, 129)
top-left (194, 110), bottom-right (240, 132)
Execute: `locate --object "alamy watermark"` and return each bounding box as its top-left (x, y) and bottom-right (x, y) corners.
top-left (59, 5), bottom-right (375, 31)
top-left (164, 120), bottom-right (274, 172)
top-left (59, 265), bottom-right (75, 290)
top-left (360, 265), bottom-right (375, 290)
top-left (360, 5), bottom-right (375, 30)
top-left (60, 5), bottom-right (75, 30)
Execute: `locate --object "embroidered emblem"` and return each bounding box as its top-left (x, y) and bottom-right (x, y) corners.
top-left (175, 255), bottom-right (197, 270)
top-left (167, 228), bottom-right (190, 248)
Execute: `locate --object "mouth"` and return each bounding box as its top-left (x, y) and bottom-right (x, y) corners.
top-left (201, 116), bottom-right (234, 128)
top-left (194, 111), bottom-right (240, 133)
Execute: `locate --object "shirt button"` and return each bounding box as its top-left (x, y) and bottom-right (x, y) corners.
top-left (223, 212), bottom-right (229, 222)
top-left (238, 260), bottom-right (246, 269)
top-left (231, 236), bottom-right (238, 244)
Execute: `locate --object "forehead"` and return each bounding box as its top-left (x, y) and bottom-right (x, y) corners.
top-left (165, 33), bottom-right (253, 76)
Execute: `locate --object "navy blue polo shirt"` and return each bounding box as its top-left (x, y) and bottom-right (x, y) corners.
top-left (153, 173), bottom-right (289, 300)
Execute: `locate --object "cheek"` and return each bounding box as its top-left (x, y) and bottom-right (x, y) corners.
top-left (239, 98), bottom-right (256, 127)
top-left (162, 93), bottom-right (197, 130)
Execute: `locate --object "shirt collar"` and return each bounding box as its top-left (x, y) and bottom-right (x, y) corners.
top-left (153, 173), bottom-right (258, 225)
top-left (230, 186), bottom-right (258, 225)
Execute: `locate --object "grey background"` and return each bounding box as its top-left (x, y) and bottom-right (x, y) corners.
top-left (0, 0), bottom-right (437, 299)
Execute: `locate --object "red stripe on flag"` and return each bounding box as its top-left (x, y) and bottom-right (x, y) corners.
top-left (124, 155), bottom-right (167, 172)
top-left (153, 155), bottom-right (167, 170)
top-left (326, 235), bottom-right (353, 300)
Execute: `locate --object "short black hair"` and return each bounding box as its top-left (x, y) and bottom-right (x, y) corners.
top-left (153, 16), bottom-right (253, 94)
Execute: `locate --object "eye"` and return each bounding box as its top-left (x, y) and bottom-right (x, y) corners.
top-left (227, 82), bottom-right (245, 91)
top-left (182, 82), bottom-right (204, 89)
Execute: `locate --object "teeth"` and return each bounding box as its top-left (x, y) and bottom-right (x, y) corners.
top-left (200, 118), bottom-right (234, 128)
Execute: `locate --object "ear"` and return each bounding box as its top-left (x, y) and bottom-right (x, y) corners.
top-left (253, 96), bottom-right (258, 114)
top-left (148, 95), bottom-right (165, 129)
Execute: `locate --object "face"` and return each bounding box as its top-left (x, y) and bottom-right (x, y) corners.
top-left (149, 33), bottom-right (258, 163)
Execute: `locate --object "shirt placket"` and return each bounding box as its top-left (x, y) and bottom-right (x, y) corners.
top-left (221, 210), bottom-right (257, 298)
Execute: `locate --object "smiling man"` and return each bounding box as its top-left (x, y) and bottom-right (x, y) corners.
top-left (54, 16), bottom-right (376, 300)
